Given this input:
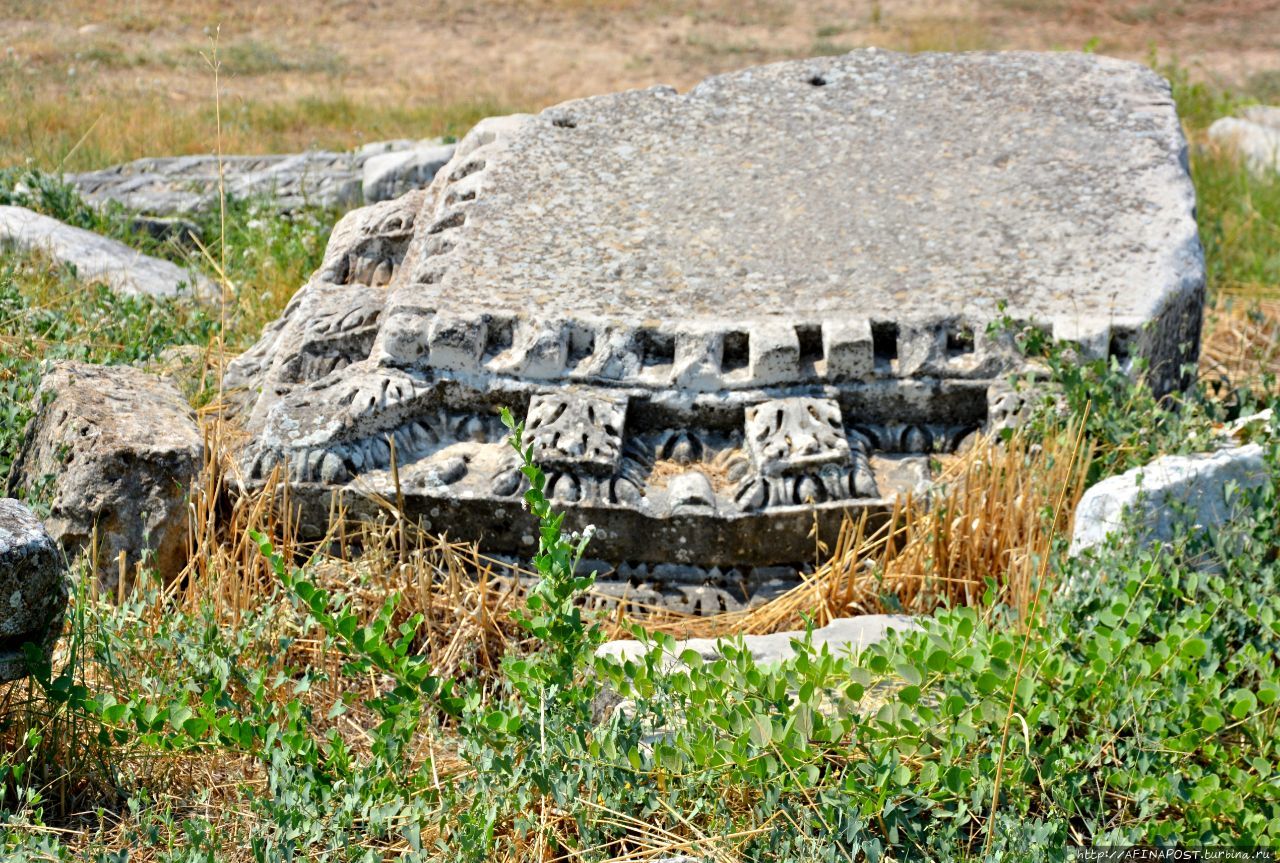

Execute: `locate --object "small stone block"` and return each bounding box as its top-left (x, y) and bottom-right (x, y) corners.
top-left (897, 322), bottom-right (948, 377)
top-left (748, 324), bottom-right (800, 385)
top-left (509, 321), bottom-right (569, 379)
top-left (673, 331), bottom-right (722, 390)
top-left (427, 314), bottom-right (487, 371)
top-left (823, 319), bottom-right (873, 380)
top-left (1052, 316), bottom-right (1111, 361)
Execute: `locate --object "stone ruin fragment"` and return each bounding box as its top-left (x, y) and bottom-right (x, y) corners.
top-left (69, 139), bottom-right (456, 216)
top-left (226, 50), bottom-right (1204, 611)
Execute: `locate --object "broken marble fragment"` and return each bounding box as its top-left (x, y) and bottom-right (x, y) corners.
top-left (0, 205), bottom-right (212, 299)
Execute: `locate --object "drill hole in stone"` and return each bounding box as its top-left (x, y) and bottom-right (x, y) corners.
top-left (428, 210), bottom-right (466, 234)
top-left (947, 325), bottom-right (976, 356)
top-left (721, 331), bottom-right (750, 377)
top-left (551, 115), bottom-right (577, 129)
top-left (448, 159), bottom-right (485, 182)
top-left (795, 324), bottom-right (825, 376)
top-left (444, 187), bottom-right (477, 207)
top-left (808, 75), bottom-right (827, 87)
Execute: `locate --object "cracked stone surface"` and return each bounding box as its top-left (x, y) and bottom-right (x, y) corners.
top-left (226, 50), bottom-right (1204, 578)
top-left (0, 498), bottom-right (68, 682)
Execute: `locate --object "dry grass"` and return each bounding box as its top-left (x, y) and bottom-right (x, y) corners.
top-left (4, 0), bottom-right (1278, 171)
top-left (0, 88), bottom-right (508, 173)
top-left (167, 404), bottom-right (1095, 648)
top-left (1201, 293), bottom-right (1280, 394)
top-left (651, 421), bottom-right (1094, 639)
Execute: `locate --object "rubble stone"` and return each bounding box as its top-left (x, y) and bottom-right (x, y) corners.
top-left (1208, 106), bottom-right (1280, 175)
top-left (69, 140), bottom-right (455, 216)
top-left (0, 498), bottom-right (68, 682)
top-left (597, 614), bottom-right (921, 666)
top-left (7, 362), bottom-right (204, 590)
top-left (1070, 444), bottom-right (1269, 558)
top-left (0, 205), bottom-right (212, 299)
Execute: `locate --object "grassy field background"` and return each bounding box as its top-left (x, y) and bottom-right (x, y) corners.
top-left (3, 0), bottom-right (1280, 170)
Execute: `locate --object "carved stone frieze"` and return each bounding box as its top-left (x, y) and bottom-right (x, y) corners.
top-left (731, 437), bottom-right (878, 512)
top-left (226, 51), bottom-right (1205, 567)
top-left (226, 191), bottom-right (427, 428)
top-left (851, 422), bottom-right (979, 454)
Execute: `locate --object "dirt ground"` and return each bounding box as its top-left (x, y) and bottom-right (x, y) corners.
top-left (2, 0), bottom-right (1279, 166)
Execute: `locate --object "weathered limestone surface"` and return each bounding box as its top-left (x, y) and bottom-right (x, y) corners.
top-left (0, 498), bottom-right (68, 682)
top-left (0, 206), bottom-right (212, 299)
top-left (69, 140), bottom-right (456, 215)
top-left (594, 615), bottom-right (919, 725)
top-left (227, 51), bottom-right (1204, 575)
top-left (362, 143), bottom-right (457, 205)
top-left (223, 189), bottom-right (427, 427)
top-left (1209, 106), bottom-right (1280, 175)
top-left (1070, 444), bottom-right (1269, 558)
top-left (7, 362), bottom-right (204, 589)
top-left (597, 614), bottom-right (920, 666)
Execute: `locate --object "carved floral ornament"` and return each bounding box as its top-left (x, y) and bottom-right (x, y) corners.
top-left (477, 392), bottom-right (885, 513)
top-left (223, 51), bottom-right (1203, 571)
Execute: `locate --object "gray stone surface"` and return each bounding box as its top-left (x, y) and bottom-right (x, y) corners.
top-left (223, 189), bottom-right (427, 428)
top-left (69, 139), bottom-right (454, 216)
top-left (227, 50), bottom-right (1204, 568)
top-left (361, 142), bottom-right (457, 204)
top-left (597, 614), bottom-right (920, 666)
top-left (1070, 444), bottom-right (1269, 557)
top-left (7, 362), bottom-right (204, 590)
top-left (390, 55), bottom-right (1200, 363)
top-left (0, 499), bottom-right (68, 682)
top-left (0, 206), bottom-right (212, 299)
top-left (1209, 107), bottom-right (1280, 175)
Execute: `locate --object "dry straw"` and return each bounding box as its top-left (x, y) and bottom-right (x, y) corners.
top-left (1201, 292), bottom-right (1280, 393)
top-left (174, 409), bottom-right (1094, 650)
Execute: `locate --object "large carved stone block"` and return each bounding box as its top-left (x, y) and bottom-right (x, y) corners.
top-left (228, 50), bottom-right (1204, 569)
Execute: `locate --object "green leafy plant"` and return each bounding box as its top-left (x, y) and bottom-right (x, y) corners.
top-left (987, 303), bottom-right (1224, 485)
